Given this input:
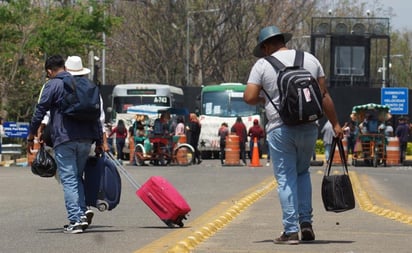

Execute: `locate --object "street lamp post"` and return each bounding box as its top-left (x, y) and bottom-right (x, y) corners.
top-left (186, 8), bottom-right (219, 86)
top-left (379, 54), bottom-right (403, 88)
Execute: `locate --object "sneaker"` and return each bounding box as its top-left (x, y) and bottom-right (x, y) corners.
top-left (274, 232), bottom-right (299, 245)
top-left (85, 209), bottom-right (94, 225)
top-left (266, 161), bottom-right (270, 167)
top-left (300, 222), bottom-right (315, 241)
top-left (80, 209), bottom-right (94, 230)
top-left (80, 216), bottom-right (89, 230)
top-left (63, 222), bottom-right (83, 234)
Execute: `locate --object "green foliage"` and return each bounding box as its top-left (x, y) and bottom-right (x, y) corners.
top-left (315, 139), bottom-right (325, 154)
top-left (407, 142), bottom-right (412, 155)
top-left (0, 0), bottom-right (120, 122)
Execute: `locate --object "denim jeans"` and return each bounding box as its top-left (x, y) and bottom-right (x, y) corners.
top-left (55, 140), bottom-right (92, 223)
top-left (267, 123), bottom-right (318, 234)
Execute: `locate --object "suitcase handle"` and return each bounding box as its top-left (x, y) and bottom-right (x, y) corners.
top-left (147, 193), bottom-right (169, 213)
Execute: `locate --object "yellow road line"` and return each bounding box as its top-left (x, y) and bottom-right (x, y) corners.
top-left (350, 171), bottom-right (412, 225)
top-left (134, 176), bottom-right (277, 253)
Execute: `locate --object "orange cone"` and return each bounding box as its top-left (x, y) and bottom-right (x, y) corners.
top-left (250, 137), bottom-right (262, 167)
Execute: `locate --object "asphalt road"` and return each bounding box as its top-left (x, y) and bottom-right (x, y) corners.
top-left (0, 160), bottom-right (411, 253)
top-left (0, 160), bottom-right (272, 253)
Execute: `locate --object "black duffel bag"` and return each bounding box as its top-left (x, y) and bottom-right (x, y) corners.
top-left (321, 137), bottom-right (355, 213)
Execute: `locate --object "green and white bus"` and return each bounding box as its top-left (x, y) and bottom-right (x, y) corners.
top-left (199, 83), bottom-right (264, 158)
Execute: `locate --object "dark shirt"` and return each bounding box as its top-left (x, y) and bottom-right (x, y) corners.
top-left (188, 121), bottom-right (201, 146)
top-left (248, 125), bottom-right (264, 140)
top-left (396, 122), bottom-right (409, 143)
top-left (29, 72), bottom-right (102, 147)
top-left (231, 122), bottom-right (247, 143)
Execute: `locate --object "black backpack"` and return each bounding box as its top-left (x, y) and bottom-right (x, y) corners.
top-left (262, 50), bottom-right (323, 125)
top-left (57, 75), bottom-right (101, 121)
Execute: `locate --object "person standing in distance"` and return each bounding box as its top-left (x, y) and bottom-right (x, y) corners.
top-left (395, 116), bottom-right (410, 164)
top-left (218, 122), bottom-right (229, 165)
top-left (27, 55), bottom-right (104, 234)
top-left (244, 25), bottom-right (342, 244)
top-left (248, 119), bottom-right (265, 159)
top-left (231, 116), bottom-right (247, 165)
top-left (187, 113), bottom-right (202, 164)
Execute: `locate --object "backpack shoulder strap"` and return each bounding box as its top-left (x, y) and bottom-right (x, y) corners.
top-left (293, 50), bottom-right (304, 67)
top-left (54, 75), bottom-right (76, 89)
top-left (264, 55), bottom-right (286, 71)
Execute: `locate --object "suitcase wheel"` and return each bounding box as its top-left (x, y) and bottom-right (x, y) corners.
top-left (163, 220), bottom-right (175, 228)
top-left (176, 221), bottom-right (184, 228)
top-left (96, 200), bottom-right (109, 212)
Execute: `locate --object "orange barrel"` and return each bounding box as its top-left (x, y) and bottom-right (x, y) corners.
top-left (386, 137), bottom-right (400, 165)
top-left (178, 134), bottom-right (187, 144)
top-left (225, 134), bottom-right (240, 166)
top-left (332, 137), bottom-right (348, 165)
top-left (129, 136), bottom-right (135, 164)
top-left (27, 138), bottom-right (40, 166)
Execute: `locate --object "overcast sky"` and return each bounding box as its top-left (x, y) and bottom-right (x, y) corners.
top-left (366, 0), bottom-right (410, 30)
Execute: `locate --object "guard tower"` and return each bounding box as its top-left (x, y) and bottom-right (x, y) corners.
top-left (311, 17), bottom-right (390, 87)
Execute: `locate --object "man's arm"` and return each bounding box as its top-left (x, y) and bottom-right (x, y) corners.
top-left (244, 83), bottom-right (265, 105)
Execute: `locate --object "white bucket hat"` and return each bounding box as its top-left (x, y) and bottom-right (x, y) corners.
top-left (65, 56), bottom-right (91, 76)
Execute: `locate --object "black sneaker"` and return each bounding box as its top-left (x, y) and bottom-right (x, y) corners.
top-left (300, 222), bottom-right (315, 241)
top-left (80, 209), bottom-right (94, 230)
top-left (63, 222), bottom-right (83, 234)
top-left (80, 216), bottom-right (88, 230)
top-left (274, 232), bottom-right (299, 245)
top-left (85, 209), bottom-right (94, 225)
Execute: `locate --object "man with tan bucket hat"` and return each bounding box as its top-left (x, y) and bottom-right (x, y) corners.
top-left (244, 25), bottom-right (342, 244)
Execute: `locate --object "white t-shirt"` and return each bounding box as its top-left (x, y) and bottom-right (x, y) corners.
top-left (247, 49), bottom-right (325, 133)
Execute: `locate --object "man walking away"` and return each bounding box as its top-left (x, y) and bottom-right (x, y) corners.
top-left (244, 25), bottom-right (342, 244)
top-left (27, 55), bottom-right (104, 234)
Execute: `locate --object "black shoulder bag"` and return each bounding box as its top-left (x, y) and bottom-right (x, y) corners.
top-left (321, 137), bottom-right (356, 212)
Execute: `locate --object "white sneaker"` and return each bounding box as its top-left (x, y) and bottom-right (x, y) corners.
top-left (63, 222), bottom-right (83, 234)
top-left (266, 161), bottom-right (270, 167)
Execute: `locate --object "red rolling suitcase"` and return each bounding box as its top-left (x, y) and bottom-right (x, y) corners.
top-left (106, 152), bottom-right (191, 227)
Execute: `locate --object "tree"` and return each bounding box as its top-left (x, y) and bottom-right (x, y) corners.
top-left (0, 0), bottom-right (119, 122)
top-left (105, 0), bottom-right (317, 86)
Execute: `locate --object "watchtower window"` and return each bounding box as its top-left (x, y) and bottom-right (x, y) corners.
top-left (334, 46), bottom-right (365, 76)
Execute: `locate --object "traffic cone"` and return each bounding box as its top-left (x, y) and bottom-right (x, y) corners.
top-left (250, 137), bottom-right (262, 167)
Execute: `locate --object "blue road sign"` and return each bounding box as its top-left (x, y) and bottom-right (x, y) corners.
top-left (381, 88), bottom-right (409, 115)
top-left (3, 122), bottom-right (30, 138)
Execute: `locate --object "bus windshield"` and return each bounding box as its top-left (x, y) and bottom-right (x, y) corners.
top-left (202, 91), bottom-right (257, 117)
top-left (113, 96), bottom-right (170, 113)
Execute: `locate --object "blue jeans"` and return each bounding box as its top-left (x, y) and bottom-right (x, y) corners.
top-left (55, 140), bottom-right (92, 223)
top-left (267, 123), bottom-right (318, 234)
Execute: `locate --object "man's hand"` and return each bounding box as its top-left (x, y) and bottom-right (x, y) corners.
top-left (26, 133), bottom-right (35, 155)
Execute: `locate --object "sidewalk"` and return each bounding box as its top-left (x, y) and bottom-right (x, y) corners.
top-left (172, 168), bottom-right (412, 253)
